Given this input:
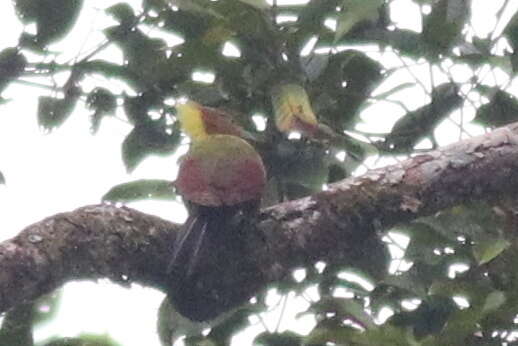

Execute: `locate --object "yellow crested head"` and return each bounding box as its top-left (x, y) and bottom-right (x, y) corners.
top-left (176, 101), bottom-right (207, 141)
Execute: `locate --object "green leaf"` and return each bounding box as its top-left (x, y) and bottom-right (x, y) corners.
top-left (122, 121), bottom-right (181, 172)
top-left (482, 290), bottom-right (506, 313)
top-left (383, 83), bottom-right (462, 152)
top-left (104, 26), bottom-right (168, 86)
top-left (207, 306), bottom-right (262, 345)
top-left (422, 0), bottom-right (471, 54)
top-left (311, 50), bottom-right (383, 129)
top-left (237, 0), bottom-right (269, 10)
top-left (157, 298), bottom-right (178, 346)
top-left (272, 139), bottom-right (329, 199)
top-left (473, 238), bottom-right (509, 265)
top-left (169, 0), bottom-right (223, 19)
top-left (391, 295), bottom-right (456, 338)
top-left (253, 331), bottom-right (302, 346)
top-left (403, 222), bottom-right (455, 264)
top-left (306, 324), bottom-right (418, 346)
top-left (419, 202), bottom-right (504, 242)
top-left (335, 0), bottom-right (384, 42)
top-left (0, 48), bottom-right (27, 94)
top-left (431, 307), bottom-right (483, 345)
top-left (86, 87), bottom-right (117, 134)
top-left (304, 325), bottom-right (362, 345)
top-left (380, 270), bottom-right (428, 298)
top-left (16, 0), bottom-right (84, 48)
top-left (102, 179), bottom-right (175, 203)
top-left (474, 89), bottom-right (518, 127)
top-left (106, 3), bottom-right (136, 25)
top-left (158, 8), bottom-right (212, 40)
top-left (503, 8), bottom-right (518, 51)
top-left (286, 0), bottom-right (338, 57)
top-left (38, 92), bottom-right (80, 131)
top-left (310, 297), bottom-right (376, 330)
top-left (42, 333), bottom-right (121, 346)
top-left (157, 297), bottom-right (253, 346)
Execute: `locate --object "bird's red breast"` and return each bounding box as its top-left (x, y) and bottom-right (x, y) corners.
top-left (176, 135), bottom-right (266, 207)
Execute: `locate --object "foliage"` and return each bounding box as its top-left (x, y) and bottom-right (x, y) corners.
top-left (3, 0), bottom-right (518, 345)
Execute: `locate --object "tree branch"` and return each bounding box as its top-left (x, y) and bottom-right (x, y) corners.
top-left (2, 123), bottom-right (518, 320)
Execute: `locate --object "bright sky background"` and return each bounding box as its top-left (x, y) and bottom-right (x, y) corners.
top-left (0, 0), bottom-right (516, 345)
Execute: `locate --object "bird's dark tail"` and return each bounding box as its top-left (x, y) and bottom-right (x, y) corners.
top-left (167, 205), bottom-right (243, 278)
top-left (167, 213), bottom-right (209, 278)
top-left (166, 202), bottom-right (261, 321)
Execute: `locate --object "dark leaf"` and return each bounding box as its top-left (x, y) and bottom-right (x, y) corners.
top-left (38, 91), bottom-right (80, 131)
top-left (237, 0), bottom-right (269, 10)
top-left (104, 26), bottom-right (168, 86)
top-left (311, 50), bottom-right (383, 130)
top-left (391, 295), bottom-right (456, 338)
top-left (305, 323), bottom-right (415, 345)
top-left (286, 0), bottom-right (338, 57)
top-left (0, 48), bottom-right (27, 94)
top-left (335, 0), bottom-right (384, 42)
top-left (402, 222), bottom-right (456, 264)
top-left (472, 237), bottom-right (509, 265)
top-left (102, 179), bottom-right (175, 203)
top-left (156, 297), bottom-right (217, 346)
top-left (503, 8), bottom-right (518, 51)
top-left (122, 120), bottom-right (181, 172)
top-left (422, 0), bottom-right (471, 54)
top-left (159, 9), bottom-right (212, 40)
top-left (474, 89), bottom-right (518, 127)
top-left (271, 139), bottom-right (329, 198)
top-left (208, 306), bottom-right (263, 345)
top-left (419, 202), bottom-right (504, 242)
top-left (43, 333), bottom-right (121, 346)
top-left (380, 270), bottom-right (428, 298)
top-left (310, 296), bottom-right (376, 330)
top-left (0, 171), bottom-right (4, 185)
top-left (86, 87), bottom-right (117, 133)
top-left (383, 29), bottom-right (423, 58)
top-left (16, 0), bottom-right (84, 48)
top-left (304, 325), bottom-right (361, 345)
top-left (13, 0), bottom-right (40, 23)
top-left (169, 0), bottom-right (223, 18)
top-left (106, 3), bottom-right (136, 26)
top-left (254, 331), bottom-right (303, 346)
top-left (383, 82), bottom-right (462, 152)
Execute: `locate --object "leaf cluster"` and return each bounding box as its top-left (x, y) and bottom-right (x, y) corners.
top-left (4, 0), bottom-right (518, 345)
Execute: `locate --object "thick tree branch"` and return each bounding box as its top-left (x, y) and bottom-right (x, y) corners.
top-left (2, 123), bottom-right (518, 320)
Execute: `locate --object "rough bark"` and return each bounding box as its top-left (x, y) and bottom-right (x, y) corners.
top-left (2, 123), bottom-right (518, 321)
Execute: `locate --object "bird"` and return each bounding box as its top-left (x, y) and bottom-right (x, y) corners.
top-left (168, 101), bottom-right (267, 279)
top-left (270, 83), bottom-right (320, 137)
